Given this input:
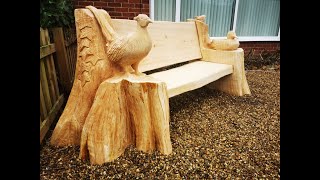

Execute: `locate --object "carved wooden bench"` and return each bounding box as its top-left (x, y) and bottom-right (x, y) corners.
top-left (50, 7), bottom-right (251, 165)
top-left (112, 18), bottom-right (250, 97)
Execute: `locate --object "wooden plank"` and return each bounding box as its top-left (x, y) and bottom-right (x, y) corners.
top-left (48, 54), bottom-right (60, 97)
top-left (111, 19), bottom-right (202, 72)
top-left (65, 37), bottom-right (76, 47)
top-left (40, 44), bottom-right (56, 59)
top-left (149, 60), bottom-right (233, 98)
top-left (40, 28), bottom-right (53, 115)
top-left (44, 58), bottom-right (57, 102)
top-left (40, 81), bottom-right (48, 120)
top-left (66, 46), bottom-right (73, 81)
top-left (40, 94), bottom-right (65, 144)
top-left (40, 60), bottom-right (52, 111)
top-left (42, 30), bottom-right (58, 102)
top-left (52, 27), bottom-right (72, 93)
top-left (40, 28), bottom-right (48, 46)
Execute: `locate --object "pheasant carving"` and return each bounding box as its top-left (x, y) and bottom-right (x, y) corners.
top-left (209, 31), bottom-right (239, 51)
top-left (86, 6), bottom-right (153, 75)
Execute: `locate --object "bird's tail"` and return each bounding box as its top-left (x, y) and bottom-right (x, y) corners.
top-left (86, 6), bottom-right (118, 45)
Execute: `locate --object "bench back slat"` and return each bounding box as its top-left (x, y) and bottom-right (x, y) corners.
top-left (111, 19), bottom-right (202, 72)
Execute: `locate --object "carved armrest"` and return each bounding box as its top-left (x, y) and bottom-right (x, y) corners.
top-left (193, 17), bottom-right (250, 96)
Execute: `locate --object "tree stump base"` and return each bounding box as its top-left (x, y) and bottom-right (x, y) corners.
top-left (79, 74), bottom-right (172, 165)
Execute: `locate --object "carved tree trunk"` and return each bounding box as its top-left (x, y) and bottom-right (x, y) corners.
top-left (80, 74), bottom-right (172, 165)
top-left (50, 8), bottom-right (172, 164)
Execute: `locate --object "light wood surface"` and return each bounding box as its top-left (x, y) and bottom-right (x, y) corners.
top-left (80, 74), bottom-right (172, 165)
top-left (111, 19), bottom-right (202, 72)
top-left (209, 31), bottom-right (239, 51)
top-left (194, 19), bottom-right (251, 96)
top-left (50, 8), bottom-right (113, 146)
top-left (149, 61), bottom-right (233, 97)
top-left (87, 6), bottom-right (153, 75)
top-left (50, 6), bottom-right (251, 164)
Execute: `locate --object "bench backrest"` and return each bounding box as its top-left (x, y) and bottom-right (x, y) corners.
top-left (111, 19), bottom-right (202, 72)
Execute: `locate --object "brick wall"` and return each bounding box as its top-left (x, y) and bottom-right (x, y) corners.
top-left (73, 0), bottom-right (149, 19)
top-left (240, 42), bottom-right (280, 56)
top-left (72, 0), bottom-right (280, 56)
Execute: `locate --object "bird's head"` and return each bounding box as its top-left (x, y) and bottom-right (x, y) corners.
top-left (227, 31), bottom-right (238, 39)
top-left (134, 14), bottom-right (153, 27)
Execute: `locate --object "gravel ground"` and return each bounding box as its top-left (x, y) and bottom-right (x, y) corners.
top-left (40, 70), bottom-right (280, 179)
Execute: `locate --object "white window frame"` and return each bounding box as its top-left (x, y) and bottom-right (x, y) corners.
top-left (149, 0), bottom-right (280, 42)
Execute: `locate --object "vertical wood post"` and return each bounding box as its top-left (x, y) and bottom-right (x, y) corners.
top-left (52, 27), bottom-right (72, 94)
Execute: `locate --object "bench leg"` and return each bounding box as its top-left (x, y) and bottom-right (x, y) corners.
top-left (202, 48), bottom-right (251, 96)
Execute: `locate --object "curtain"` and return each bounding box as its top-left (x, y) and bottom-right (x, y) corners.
top-left (235, 0), bottom-right (280, 36)
top-left (154, 0), bottom-right (176, 21)
top-left (180, 0), bottom-right (235, 37)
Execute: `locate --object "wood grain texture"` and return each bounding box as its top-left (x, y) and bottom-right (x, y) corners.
top-left (80, 74), bottom-right (172, 165)
top-left (40, 95), bottom-right (64, 144)
top-left (40, 44), bottom-right (56, 59)
top-left (149, 60), bottom-right (233, 98)
top-left (111, 19), bottom-right (202, 72)
top-left (195, 20), bottom-right (251, 96)
top-left (50, 9), bottom-right (113, 146)
top-left (87, 6), bottom-right (153, 75)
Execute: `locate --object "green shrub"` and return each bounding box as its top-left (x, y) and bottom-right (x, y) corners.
top-left (40, 0), bottom-right (75, 28)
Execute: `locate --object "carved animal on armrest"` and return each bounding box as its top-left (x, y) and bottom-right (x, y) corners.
top-left (192, 15), bottom-right (239, 51)
top-left (86, 6), bottom-right (153, 75)
top-left (209, 31), bottom-right (239, 51)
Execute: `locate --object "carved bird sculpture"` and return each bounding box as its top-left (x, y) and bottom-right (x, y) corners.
top-left (209, 31), bottom-right (239, 51)
top-left (86, 6), bottom-right (153, 75)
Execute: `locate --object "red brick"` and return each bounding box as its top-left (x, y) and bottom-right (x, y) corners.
top-left (115, 7), bottom-right (129, 12)
top-left (94, 2), bottom-right (108, 6)
top-left (113, 16), bottom-right (128, 19)
top-left (143, 4), bottom-right (149, 8)
top-left (117, 0), bottom-right (128, 2)
top-left (79, 1), bottom-right (94, 6)
top-left (129, 8), bottom-right (141, 12)
top-left (102, 7), bottom-right (115, 11)
top-left (135, 3), bottom-right (142, 8)
top-left (142, 0), bottom-right (149, 3)
top-left (108, 2), bottom-right (121, 7)
top-left (101, 0), bottom-right (114, 2)
top-left (141, 8), bottom-right (149, 13)
top-left (122, 12), bottom-right (136, 18)
top-left (122, 3), bottom-right (135, 7)
top-left (72, 0), bottom-right (79, 5)
top-left (129, 0), bottom-right (140, 3)
top-left (109, 12), bottom-right (122, 16)
top-left (74, 5), bottom-right (83, 9)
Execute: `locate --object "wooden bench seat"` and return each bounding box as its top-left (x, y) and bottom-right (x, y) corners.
top-left (149, 61), bottom-right (233, 97)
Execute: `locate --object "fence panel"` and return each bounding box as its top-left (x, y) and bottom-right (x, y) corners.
top-left (40, 28), bottom-right (65, 144)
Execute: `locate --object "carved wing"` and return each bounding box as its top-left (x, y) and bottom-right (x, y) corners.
top-left (106, 36), bottom-right (131, 62)
top-left (86, 6), bottom-right (118, 44)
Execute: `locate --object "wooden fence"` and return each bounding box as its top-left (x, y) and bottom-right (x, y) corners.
top-left (40, 26), bottom-right (77, 144)
top-left (40, 28), bottom-right (65, 143)
top-left (51, 27), bottom-right (77, 94)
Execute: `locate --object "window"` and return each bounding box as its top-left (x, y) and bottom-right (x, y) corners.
top-left (150, 0), bottom-right (280, 41)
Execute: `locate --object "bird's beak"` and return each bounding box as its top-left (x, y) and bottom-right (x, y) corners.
top-left (234, 35), bottom-right (238, 39)
top-left (148, 19), bottom-right (153, 23)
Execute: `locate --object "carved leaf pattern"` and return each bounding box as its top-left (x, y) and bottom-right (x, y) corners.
top-left (77, 23), bottom-right (96, 87)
